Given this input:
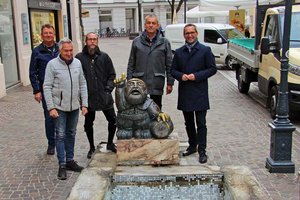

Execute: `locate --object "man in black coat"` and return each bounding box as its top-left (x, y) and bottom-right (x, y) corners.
top-left (76, 32), bottom-right (117, 158)
top-left (171, 24), bottom-right (217, 164)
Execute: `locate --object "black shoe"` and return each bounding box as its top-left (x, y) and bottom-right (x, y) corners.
top-left (47, 145), bottom-right (55, 155)
top-left (87, 148), bottom-right (95, 159)
top-left (107, 143), bottom-right (117, 153)
top-left (199, 152), bottom-right (208, 164)
top-left (182, 146), bottom-right (197, 157)
top-left (66, 160), bottom-right (84, 172)
top-left (57, 165), bottom-right (67, 180)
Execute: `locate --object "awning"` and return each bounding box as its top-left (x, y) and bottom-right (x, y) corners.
top-left (186, 0), bottom-right (283, 18)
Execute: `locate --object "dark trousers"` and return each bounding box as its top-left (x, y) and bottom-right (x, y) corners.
top-left (41, 93), bottom-right (55, 147)
top-left (150, 95), bottom-right (162, 110)
top-left (183, 110), bottom-right (207, 153)
top-left (84, 107), bottom-right (116, 150)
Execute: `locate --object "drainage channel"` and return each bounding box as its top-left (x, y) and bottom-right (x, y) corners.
top-left (104, 173), bottom-right (224, 200)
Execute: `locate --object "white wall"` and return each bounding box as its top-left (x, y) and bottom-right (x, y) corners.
top-left (12, 0), bottom-right (32, 87)
top-left (69, 0), bottom-right (82, 54)
top-left (156, 5), bottom-right (167, 28)
top-left (82, 8), bottom-right (99, 34)
top-left (112, 8), bottom-right (126, 29)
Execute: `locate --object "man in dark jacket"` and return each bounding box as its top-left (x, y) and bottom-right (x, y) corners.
top-left (76, 32), bottom-right (117, 159)
top-left (29, 24), bottom-right (59, 155)
top-left (171, 24), bottom-right (217, 164)
top-left (127, 14), bottom-right (174, 109)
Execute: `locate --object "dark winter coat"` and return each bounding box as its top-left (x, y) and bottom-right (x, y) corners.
top-left (127, 31), bottom-right (174, 95)
top-left (29, 43), bottom-right (59, 94)
top-left (171, 41), bottom-right (217, 112)
top-left (76, 46), bottom-right (116, 111)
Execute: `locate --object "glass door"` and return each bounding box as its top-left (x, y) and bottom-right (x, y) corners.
top-left (0, 0), bottom-right (19, 87)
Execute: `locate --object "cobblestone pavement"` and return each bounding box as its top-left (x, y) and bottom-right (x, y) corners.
top-left (0, 38), bottom-right (299, 200)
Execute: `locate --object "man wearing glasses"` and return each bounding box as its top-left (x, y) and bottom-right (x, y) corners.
top-left (171, 24), bottom-right (217, 164)
top-left (76, 32), bottom-right (117, 159)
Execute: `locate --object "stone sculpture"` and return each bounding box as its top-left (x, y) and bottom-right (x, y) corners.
top-left (114, 73), bottom-right (173, 139)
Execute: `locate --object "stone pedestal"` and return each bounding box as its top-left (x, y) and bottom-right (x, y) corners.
top-left (117, 139), bottom-right (179, 166)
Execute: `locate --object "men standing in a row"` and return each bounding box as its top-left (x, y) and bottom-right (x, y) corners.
top-left (76, 32), bottom-right (117, 159)
top-left (43, 38), bottom-right (88, 180)
top-left (127, 14), bottom-right (174, 109)
top-left (29, 24), bottom-right (58, 155)
top-left (171, 24), bottom-right (217, 164)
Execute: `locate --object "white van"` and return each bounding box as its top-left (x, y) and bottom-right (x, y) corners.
top-left (165, 23), bottom-right (245, 68)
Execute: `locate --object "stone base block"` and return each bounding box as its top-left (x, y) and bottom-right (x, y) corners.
top-left (117, 139), bottom-right (179, 166)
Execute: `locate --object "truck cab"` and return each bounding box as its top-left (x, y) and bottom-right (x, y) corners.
top-left (259, 5), bottom-right (300, 118)
top-left (228, 4), bottom-right (300, 118)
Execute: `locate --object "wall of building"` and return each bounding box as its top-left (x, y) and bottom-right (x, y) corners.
top-left (81, 1), bottom-right (199, 35)
top-left (112, 8), bottom-right (126, 30)
top-left (13, 0), bottom-right (33, 89)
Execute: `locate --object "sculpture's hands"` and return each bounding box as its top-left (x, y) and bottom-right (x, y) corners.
top-left (114, 73), bottom-right (126, 87)
top-left (158, 112), bottom-right (171, 129)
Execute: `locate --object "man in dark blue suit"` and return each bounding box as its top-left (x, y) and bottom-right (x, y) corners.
top-left (171, 24), bottom-right (217, 163)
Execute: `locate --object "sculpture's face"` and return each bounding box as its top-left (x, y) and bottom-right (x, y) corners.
top-left (125, 78), bottom-right (147, 105)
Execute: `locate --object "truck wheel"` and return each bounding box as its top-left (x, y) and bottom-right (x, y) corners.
top-left (237, 68), bottom-right (250, 94)
top-left (225, 56), bottom-right (234, 70)
top-left (269, 86), bottom-right (278, 119)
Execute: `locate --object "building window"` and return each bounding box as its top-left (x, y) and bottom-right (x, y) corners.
top-left (166, 8), bottom-right (172, 24)
top-left (143, 8), bottom-right (154, 19)
top-left (99, 9), bottom-right (112, 30)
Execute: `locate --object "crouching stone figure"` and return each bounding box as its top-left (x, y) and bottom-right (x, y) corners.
top-left (114, 73), bottom-right (173, 139)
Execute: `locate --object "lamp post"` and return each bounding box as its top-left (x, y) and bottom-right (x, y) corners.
top-left (98, 7), bottom-right (101, 36)
top-left (138, 0), bottom-right (142, 32)
top-left (265, 0), bottom-right (295, 173)
top-left (184, 0), bottom-right (187, 23)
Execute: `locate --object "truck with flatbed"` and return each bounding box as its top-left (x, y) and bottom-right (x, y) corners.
top-left (227, 3), bottom-right (300, 118)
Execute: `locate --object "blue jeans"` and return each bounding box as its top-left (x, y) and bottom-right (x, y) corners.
top-left (41, 94), bottom-right (55, 147)
top-left (54, 109), bottom-right (79, 166)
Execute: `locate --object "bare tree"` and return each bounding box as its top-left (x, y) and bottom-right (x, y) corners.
top-left (167, 0), bottom-right (184, 23)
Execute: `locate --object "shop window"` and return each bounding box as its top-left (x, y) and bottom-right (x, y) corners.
top-left (30, 10), bottom-right (56, 48)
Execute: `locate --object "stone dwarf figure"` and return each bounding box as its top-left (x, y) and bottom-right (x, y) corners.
top-left (114, 73), bottom-right (173, 139)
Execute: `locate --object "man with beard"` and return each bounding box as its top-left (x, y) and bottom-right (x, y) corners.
top-left (76, 32), bottom-right (117, 159)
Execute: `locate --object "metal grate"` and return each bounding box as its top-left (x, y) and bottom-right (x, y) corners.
top-left (105, 174), bottom-right (224, 200)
